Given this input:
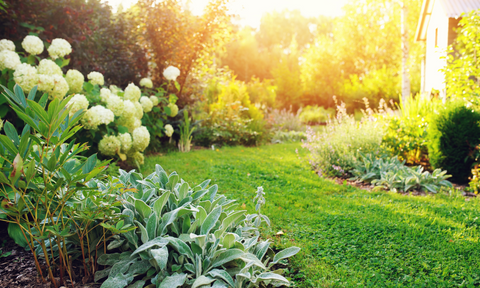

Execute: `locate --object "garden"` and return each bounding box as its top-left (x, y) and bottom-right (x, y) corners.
top-left (0, 0), bottom-right (480, 287)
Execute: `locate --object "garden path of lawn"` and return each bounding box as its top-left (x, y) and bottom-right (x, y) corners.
top-left (144, 143), bottom-right (480, 288)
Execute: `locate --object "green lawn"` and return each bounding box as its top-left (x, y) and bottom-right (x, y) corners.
top-left (144, 143), bottom-right (480, 287)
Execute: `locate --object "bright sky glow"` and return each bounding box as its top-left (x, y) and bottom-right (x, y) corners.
top-left (103, 0), bottom-right (349, 27)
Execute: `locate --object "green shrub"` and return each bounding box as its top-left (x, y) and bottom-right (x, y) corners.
top-left (298, 105), bottom-right (334, 124)
top-left (95, 165), bottom-right (300, 288)
top-left (196, 101), bottom-right (267, 147)
top-left (271, 130), bottom-right (306, 143)
top-left (427, 101), bottom-right (480, 183)
top-left (195, 78), bottom-right (267, 147)
top-left (382, 94), bottom-right (441, 166)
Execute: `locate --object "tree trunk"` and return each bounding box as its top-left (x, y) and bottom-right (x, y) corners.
top-left (401, 2), bottom-right (410, 103)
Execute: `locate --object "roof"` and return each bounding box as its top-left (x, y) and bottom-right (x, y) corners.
top-left (415, 0), bottom-right (480, 42)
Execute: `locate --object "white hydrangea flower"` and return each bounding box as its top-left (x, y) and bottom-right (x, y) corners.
top-left (0, 50), bottom-right (21, 70)
top-left (164, 124), bottom-right (174, 137)
top-left (163, 66), bottom-right (180, 81)
top-left (109, 85), bottom-right (122, 95)
top-left (149, 96), bottom-right (159, 106)
top-left (37, 74), bottom-right (54, 92)
top-left (140, 96), bottom-right (153, 113)
top-left (117, 116), bottom-right (141, 133)
top-left (65, 69), bottom-right (84, 94)
top-left (168, 103), bottom-right (178, 117)
top-left (118, 133), bottom-right (132, 153)
top-left (132, 126), bottom-right (150, 152)
top-left (131, 118), bottom-right (142, 133)
top-left (106, 94), bottom-right (124, 116)
top-left (100, 88), bottom-right (112, 102)
top-left (67, 94), bottom-right (89, 117)
top-left (122, 100), bottom-right (136, 119)
top-left (87, 71), bottom-right (104, 86)
top-left (124, 83), bottom-right (141, 102)
top-left (0, 39), bottom-right (15, 52)
top-left (13, 63), bottom-right (38, 92)
top-left (22, 35), bottom-right (44, 55)
top-left (139, 78), bottom-right (153, 88)
top-left (98, 107), bottom-right (115, 125)
top-left (127, 151), bottom-right (144, 165)
top-left (47, 38), bottom-right (72, 60)
top-left (81, 105), bottom-right (114, 130)
top-left (98, 135), bottom-right (121, 156)
top-left (134, 101), bottom-right (143, 119)
top-left (49, 74), bottom-right (69, 100)
top-left (37, 59), bottom-right (62, 76)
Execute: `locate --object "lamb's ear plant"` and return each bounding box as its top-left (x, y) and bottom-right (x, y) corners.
top-left (350, 153), bottom-right (453, 193)
top-left (0, 85), bottom-right (127, 288)
top-left (95, 165), bottom-right (300, 288)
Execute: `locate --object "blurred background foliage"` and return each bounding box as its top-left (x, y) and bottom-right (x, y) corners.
top-left (0, 0), bottom-right (424, 113)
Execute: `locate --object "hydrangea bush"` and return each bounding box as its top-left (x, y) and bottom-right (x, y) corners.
top-left (0, 35), bottom-right (180, 167)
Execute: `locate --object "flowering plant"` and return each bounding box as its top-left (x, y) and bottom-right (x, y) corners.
top-left (0, 35), bottom-right (181, 168)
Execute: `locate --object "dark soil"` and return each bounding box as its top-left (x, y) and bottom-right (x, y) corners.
top-left (0, 222), bottom-right (100, 288)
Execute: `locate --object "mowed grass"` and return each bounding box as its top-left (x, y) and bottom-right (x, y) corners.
top-left (144, 143), bottom-right (480, 287)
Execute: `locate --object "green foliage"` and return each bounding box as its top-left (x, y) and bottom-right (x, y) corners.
top-left (271, 131), bottom-right (306, 144)
top-left (382, 94), bottom-right (442, 166)
top-left (1, 0), bottom-right (148, 87)
top-left (351, 153), bottom-right (452, 193)
top-left (298, 105), bottom-right (334, 124)
top-left (220, 11), bottom-right (332, 83)
top-left (245, 78), bottom-right (276, 108)
top-left (341, 67), bottom-right (400, 110)
top-left (137, 0), bottom-right (231, 105)
top-left (95, 164), bottom-right (299, 288)
top-left (382, 116), bottom-right (429, 165)
top-left (178, 110), bottom-right (195, 152)
top-left (143, 143), bottom-right (480, 287)
top-left (302, 100), bottom-right (387, 176)
top-left (0, 85), bottom-right (126, 286)
top-left (443, 9), bottom-right (480, 100)
top-left (196, 79), bottom-right (267, 147)
top-left (427, 100), bottom-right (480, 183)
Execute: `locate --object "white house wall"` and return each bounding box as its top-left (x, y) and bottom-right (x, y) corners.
top-left (424, 0), bottom-right (449, 96)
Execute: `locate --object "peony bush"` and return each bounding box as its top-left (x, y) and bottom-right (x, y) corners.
top-left (0, 35), bottom-right (180, 167)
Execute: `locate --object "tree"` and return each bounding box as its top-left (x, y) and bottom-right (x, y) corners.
top-left (136, 0), bottom-right (231, 106)
top-left (300, 0), bottom-right (423, 110)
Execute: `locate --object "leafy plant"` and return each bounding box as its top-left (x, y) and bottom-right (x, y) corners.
top-left (178, 109), bottom-right (195, 152)
top-left (427, 100), bottom-right (480, 183)
top-left (302, 98), bottom-right (388, 176)
top-left (0, 85), bottom-right (126, 287)
top-left (271, 131), bottom-right (306, 144)
top-left (95, 164), bottom-right (300, 288)
top-left (443, 9), bottom-right (480, 100)
top-left (351, 153), bottom-right (453, 193)
top-left (382, 94), bottom-right (441, 166)
top-left (298, 105), bottom-right (334, 125)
